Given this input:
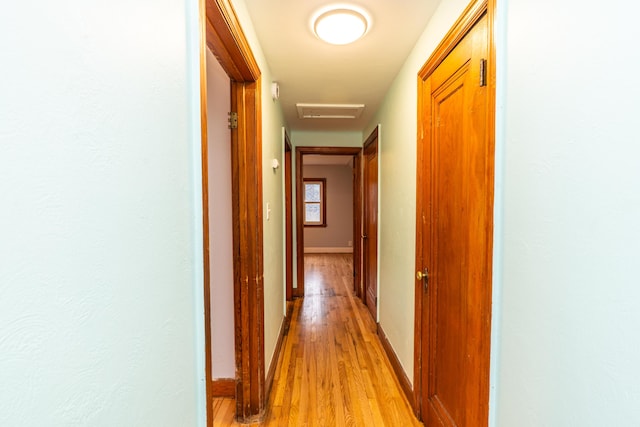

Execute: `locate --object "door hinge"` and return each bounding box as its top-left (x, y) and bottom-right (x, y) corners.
top-left (228, 111), bottom-right (238, 129)
top-left (479, 59), bottom-right (487, 87)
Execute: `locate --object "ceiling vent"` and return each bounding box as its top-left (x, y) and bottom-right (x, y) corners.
top-left (296, 103), bottom-right (365, 119)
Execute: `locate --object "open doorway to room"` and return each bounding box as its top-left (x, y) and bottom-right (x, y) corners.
top-left (295, 147), bottom-right (362, 299)
top-left (303, 155), bottom-right (354, 297)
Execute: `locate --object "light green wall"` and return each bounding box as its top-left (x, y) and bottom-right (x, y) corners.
top-left (494, 0), bottom-right (640, 424)
top-left (231, 0), bottom-right (288, 371)
top-left (0, 0), bottom-right (204, 425)
top-left (364, 0), bottom-right (472, 383)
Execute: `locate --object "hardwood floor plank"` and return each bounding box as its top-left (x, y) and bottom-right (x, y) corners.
top-left (212, 254), bottom-right (422, 426)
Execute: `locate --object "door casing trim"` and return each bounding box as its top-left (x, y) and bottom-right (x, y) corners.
top-left (203, 0), bottom-right (265, 423)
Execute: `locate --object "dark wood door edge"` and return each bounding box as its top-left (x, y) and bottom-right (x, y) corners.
top-left (363, 126), bottom-right (378, 148)
top-left (352, 152), bottom-right (362, 298)
top-left (285, 133), bottom-right (293, 301)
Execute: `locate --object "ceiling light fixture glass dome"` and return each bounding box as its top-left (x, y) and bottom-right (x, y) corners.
top-left (313, 7), bottom-right (370, 45)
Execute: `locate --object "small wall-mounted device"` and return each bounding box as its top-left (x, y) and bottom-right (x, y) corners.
top-left (271, 159), bottom-right (280, 169)
top-left (271, 82), bottom-right (280, 101)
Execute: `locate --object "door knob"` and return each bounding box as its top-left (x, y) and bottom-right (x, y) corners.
top-left (416, 268), bottom-right (429, 291)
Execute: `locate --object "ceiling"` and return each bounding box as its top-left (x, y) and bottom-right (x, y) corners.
top-left (243, 0), bottom-right (440, 132)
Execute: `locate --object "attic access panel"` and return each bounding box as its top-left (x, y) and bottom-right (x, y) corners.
top-left (296, 103), bottom-right (365, 119)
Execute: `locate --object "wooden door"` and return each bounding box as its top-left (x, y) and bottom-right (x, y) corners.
top-left (363, 128), bottom-right (379, 321)
top-left (415, 5), bottom-right (494, 426)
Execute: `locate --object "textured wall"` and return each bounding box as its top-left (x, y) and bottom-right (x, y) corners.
top-left (0, 0), bottom-right (204, 425)
top-left (303, 164), bottom-right (354, 249)
top-left (495, 0), bottom-right (640, 424)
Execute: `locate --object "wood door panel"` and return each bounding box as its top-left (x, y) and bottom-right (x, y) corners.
top-left (416, 10), bottom-right (493, 427)
top-left (429, 76), bottom-right (466, 426)
top-left (430, 73), bottom-right (472, 427)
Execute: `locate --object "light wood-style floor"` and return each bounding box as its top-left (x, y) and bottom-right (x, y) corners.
top-left (213, 254), bottom-right (422, 426)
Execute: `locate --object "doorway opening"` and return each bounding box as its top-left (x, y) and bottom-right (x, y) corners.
top-left (295, 147), bottom-right (362, 299)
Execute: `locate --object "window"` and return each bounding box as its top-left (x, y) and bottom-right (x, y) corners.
top-left (303, 178), bottom-right (326, 227)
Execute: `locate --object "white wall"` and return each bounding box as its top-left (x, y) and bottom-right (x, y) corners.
top-left (303, 165), bottom-right (354, 251)
top-left (0, 0), bottom-right (204, 425)
top-left (494, 0), bottom-right (640, 424)
top-left (206, 50), bottom-right (235, 379)
top-left (364, 0), bottom-right (472, 382)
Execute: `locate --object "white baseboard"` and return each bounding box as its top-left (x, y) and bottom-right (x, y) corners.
top-left (304, 247), bottom-right (353, 254)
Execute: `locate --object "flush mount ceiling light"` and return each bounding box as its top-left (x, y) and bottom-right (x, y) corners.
top-left (312, 6), bottom-right (370, 45)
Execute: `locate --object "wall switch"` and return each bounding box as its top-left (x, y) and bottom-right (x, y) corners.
top-left (266, 202), bottom-right (271, 220)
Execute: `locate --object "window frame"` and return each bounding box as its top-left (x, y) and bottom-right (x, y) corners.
top-left (303, 178), bottom-right (327, 227)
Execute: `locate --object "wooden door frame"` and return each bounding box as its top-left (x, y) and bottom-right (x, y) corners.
top-left (295, 147), bottom-right (362, 297)
top-left (362, 127), bottom-right (379, 317)
top-left (353, 150), bottom-right (363, 299)
top-left (202, 0), bottom-right (265, 423)
top-left (413, 0), bottom-right (496, 419)
top-left (284, 132), bottom-right (293, 301)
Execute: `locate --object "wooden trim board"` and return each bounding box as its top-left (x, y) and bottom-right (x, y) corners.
top-left (265, 305), bottom-right (293, 398)
top-left (212, 379), bottom-right (236, 398)
top-left (378, 323), bottom-right (416, 415)
top-left (303, 247), bottom-right (354, 254)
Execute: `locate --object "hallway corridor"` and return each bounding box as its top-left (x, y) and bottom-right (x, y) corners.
top-left (213, 254), bottom-right (422, 426)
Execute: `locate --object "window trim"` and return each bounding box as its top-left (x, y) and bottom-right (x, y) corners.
top-left (303, 178), bottom-right (327, 227)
